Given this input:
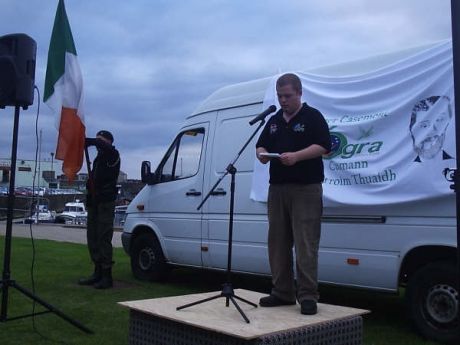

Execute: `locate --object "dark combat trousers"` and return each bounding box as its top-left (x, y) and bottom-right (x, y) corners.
top-left (86, 200), bottom-right (116, 269)
top-left (267, 183), bottom-right (323, 303)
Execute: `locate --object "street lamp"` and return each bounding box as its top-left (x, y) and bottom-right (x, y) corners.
top-left (50, 152), bottom-right (54, 175)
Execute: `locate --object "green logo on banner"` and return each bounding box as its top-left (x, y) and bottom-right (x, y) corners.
top-left (325, 127), bottom-right (383, 160)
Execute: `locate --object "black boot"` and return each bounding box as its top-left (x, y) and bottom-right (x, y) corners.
top-left (78, 265), bottom-right (101, 285)
top-left (94, 267), bottom-right (113, 289)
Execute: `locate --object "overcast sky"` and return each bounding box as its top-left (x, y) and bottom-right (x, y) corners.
top-left (0, 0), bottom-right (453, 180)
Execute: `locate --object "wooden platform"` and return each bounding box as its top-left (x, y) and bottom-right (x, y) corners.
top-left (120, 289), bottom-right (369, 344)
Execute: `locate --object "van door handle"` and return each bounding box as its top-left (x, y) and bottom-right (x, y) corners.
top-left (210, 188), bottom-right (227, 196)
top-left (186, 189), bottom-right (201, 196)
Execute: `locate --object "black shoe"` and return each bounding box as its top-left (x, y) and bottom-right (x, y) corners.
top-left (78, 265), bottom-right (101, 286)
top-left (300, 299), bottom-right (317, 315)
top-left (259, 294), bottom-right (296, 307)
top-left (94, 268), bottom-right (113, 289)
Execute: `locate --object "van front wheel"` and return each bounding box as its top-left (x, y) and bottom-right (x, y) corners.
top-left (130, 233), bottom-right (168, 281)
top-left (406, 261), bottom-right (459, 344)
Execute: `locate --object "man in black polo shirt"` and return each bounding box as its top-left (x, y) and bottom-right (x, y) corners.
top-left (256, 73), bottom-right (331, 315)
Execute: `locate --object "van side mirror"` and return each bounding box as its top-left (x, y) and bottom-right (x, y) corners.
top-left (141, 161), bottom-right (156, 185)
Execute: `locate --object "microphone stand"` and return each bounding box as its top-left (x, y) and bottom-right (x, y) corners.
top-left (176, 117), bottom-right (268, 323)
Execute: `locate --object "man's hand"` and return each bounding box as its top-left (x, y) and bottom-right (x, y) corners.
top-left (280, 145), bottom-right (328, 165)
top-left (256, 147), bottom-right (270, 164)
top-left (280, 152), bottom-right (298, 166)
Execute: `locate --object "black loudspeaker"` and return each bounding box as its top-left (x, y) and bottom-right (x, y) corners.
top-left (0, 33), bottom-right (36, 109)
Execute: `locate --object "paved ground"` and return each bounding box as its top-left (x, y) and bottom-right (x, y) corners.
top-left (0, 222), bottom-right (123, 248)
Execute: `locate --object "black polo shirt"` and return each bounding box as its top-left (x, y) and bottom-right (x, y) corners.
top-left (256, 103), bottom-right (331, 185)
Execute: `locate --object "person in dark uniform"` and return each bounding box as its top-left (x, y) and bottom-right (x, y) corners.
top-left (256, 73), bottom-right (331, 315)
top-left (78, 130), bottom-right (120, 289)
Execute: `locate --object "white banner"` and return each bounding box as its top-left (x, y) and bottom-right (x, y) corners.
top-left (250, 41), bottom-right (456, 206)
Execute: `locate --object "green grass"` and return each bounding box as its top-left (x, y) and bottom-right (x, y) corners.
top-left (0, 236), bottom-right (441, 345)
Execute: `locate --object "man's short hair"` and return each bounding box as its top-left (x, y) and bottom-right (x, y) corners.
top-left (276, 73), bottom-right (302, 93)
top-left (409, 95), bottom-right (451, 129)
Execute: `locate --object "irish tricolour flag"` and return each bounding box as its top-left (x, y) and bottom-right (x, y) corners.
top-left (44, 0), bottom-right (85, 181)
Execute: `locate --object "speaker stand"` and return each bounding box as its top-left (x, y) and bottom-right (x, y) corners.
top-left (0, 105), bottom-right (92, 334)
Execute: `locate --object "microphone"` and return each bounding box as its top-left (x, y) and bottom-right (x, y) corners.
top-left (249, 105), bottom-right (277, 125)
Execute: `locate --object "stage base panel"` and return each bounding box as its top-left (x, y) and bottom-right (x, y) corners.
top-left (120, 289), bottom-right (369, 345)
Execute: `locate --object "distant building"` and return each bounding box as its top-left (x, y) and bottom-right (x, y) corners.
top-left (0, 158), bottom-right (57, 188)
top-left (118, 170), bottom-right (128, 183)
top-left (0, 159), bottom-right (135, 201)
top-left (58, 170), bottom-right (128, 191)
top-left (57, 172), bottom-right (87, 191)
top-left (118, 178), bottom-right (144, 202)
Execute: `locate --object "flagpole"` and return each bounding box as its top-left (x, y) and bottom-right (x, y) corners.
top-left (85, 146), bottom-right (95, 198)
top-left (449, 0), bottom-right (460, 338)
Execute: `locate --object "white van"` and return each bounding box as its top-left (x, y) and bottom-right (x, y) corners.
top-left (122, 42), bottom-right (458, 344)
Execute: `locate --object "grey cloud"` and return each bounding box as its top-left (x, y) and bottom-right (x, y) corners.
top-left (0, 0), bottom-right (453, 179)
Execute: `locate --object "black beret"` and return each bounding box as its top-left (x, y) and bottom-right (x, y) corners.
top-left (96, 130), bottom-right (114, 143)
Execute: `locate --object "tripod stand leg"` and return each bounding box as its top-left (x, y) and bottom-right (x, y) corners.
top-left (228, 296), bottom-right (250, 324)
top-left (176, 293), bottom-right (221, 311)
top-left (12, 281), bottom-right (93, 334)
top-left (233, 294), bottom-right (258, 308)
